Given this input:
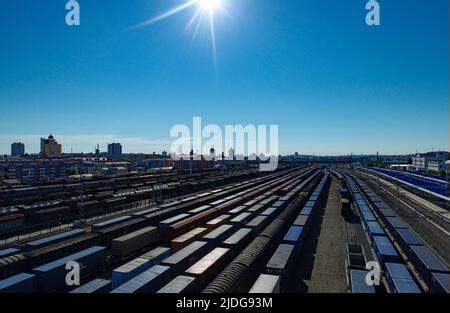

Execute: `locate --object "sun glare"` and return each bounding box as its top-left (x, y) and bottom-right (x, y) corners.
top-left (127, 0), bottom-right (229, 72)
top-left (197, 0), bottom-right (222, 12)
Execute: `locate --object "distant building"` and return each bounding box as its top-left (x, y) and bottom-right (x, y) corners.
top-left (6, 159), bottom-right (69, 182)
top-left (108, 143), bottom-right (122, 157)
top-left (40, 134), bottom-right (62, 158)
top-left (427, 161), bottom-right (446, 173)
top-left (412, 151), bottom-right (448, 172)
top-left (11, 142), bottom-right (25, 157)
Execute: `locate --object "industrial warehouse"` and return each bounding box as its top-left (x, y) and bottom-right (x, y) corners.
top-left (0, 165), bottom-right (448, 294)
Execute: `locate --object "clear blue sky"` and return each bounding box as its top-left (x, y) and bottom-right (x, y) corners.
top-left (0, 0), bottom-right (448, 155)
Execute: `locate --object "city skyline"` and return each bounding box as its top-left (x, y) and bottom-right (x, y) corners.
top-left (0, 1), bottom-right (448, 156)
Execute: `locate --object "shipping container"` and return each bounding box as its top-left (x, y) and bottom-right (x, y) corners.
top-left (293, 214), bottom-right (309, 227)
top-left (70, 278), bottom-right (111, 293)
top-left (24, 229), bottom-right (85, 251)
top-left (366, 221), bottom-right (385, 242)
top-left (282, 226), bottom-right (304, 253)
top-left (24, 233), bottom-right (100, 268)
top-left (384, 262), bottom-right (415, 292)
top-left (260, 207), bottom-right (279, 218)
top-left (92, 215), bottom-right (132, 231)
top-left (409, 245), bottom-right (449, 288)
top-left (245, 215), bottom-right (269, 235)
top-left (112, 258), bottom-right (152, 288)
top-left (391, 278), bottom-right (421, 293)
top-left (393, 228), bottom-right (423, 258)
top-left (359, 211), bottom-right (376, 226)
top-left (205, 214), bottom-right (231, 229)
top-left (229, 212), bottom-right (253, 226)
top-left (111, 265), bottom-right (172, 293)
top-left (378, 208), bottom-right (397, 223)
top-left (0, 248), bottom-right (20, 258)
top-left (32, 246), bottom-right (107, 292)
top-left (157, 275), bottom-right (199, 293)
top-left (249, 274), bottom-right (280, 293)
top-left (0, 272), bottom-right (36, 293)
top-left (272, 200), bottom-right (287, 209)
top-left (139, 247), bottom-right (171, 265)
top-left (188, 205), bottom-right (211, 214)
top-left (201, 224), bottom-right (234, 245)
top-left (168, 209), bottom-right (218, 238)
top-left (228, 206), bottom-right (247, 214)
top-left (222, 228), bottom-right (253, 252)
top-left (159, 214), bottom-right (190, 230)
top-left (265, 244), bottom-right (295, 291)
top-left (357, 203), bottom-right (371, 212)
top-left (430, 272), bottom-right (449, 293)
top-left (349, 269), bottom-right (375, 293)
top-left (299, 207), bottom-right (312, 216)
top-left (112, 226), bottom-right (159, 258)
top-left (372, 236), bottom-right (401, 265)
top-left (161, 241), bottom-right (209, 274)
top-left (171, 228), bottom-right (208, 252)
top-left (385, 217), bottom-right (407, 232)
top-left (185, 247), bottom-right (230, 288)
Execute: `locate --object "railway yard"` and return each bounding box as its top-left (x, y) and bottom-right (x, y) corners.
top-left (0, 165), bottom-right (448, 293)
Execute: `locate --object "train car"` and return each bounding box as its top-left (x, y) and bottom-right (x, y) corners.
top-left (111, 226), bottom-right (159, 258)
top-left (161, 241), bottom-right (209, 276)
top-left (184, 247), bottom-right (231, 289)
top-left (112, 258), bottom-right (153, 288)
top-left (249, 274), bottom-right (280, 293)
top-left (157, 275), bottom-right (199, 294)
top-left (110, 265), bottom-right (172, 293)
top-left (70, 278), bottom-right (111, 293)
top-left (32, 246), bottom-right (107, 292)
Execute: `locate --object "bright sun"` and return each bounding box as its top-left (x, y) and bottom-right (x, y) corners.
top-left (197, 0), bottom-right (222, 12)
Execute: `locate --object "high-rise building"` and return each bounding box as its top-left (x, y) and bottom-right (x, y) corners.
top-left (108, 143), bottom-right (122, 156)
top-left (40, 135), bottom-right (62, 158)
top-left (11, 142), bottom-right (25, 157)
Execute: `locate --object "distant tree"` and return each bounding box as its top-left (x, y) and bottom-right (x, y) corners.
top-left (438, 170), bottom-right (446, 177)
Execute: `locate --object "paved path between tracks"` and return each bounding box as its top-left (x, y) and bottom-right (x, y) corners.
top-left (293, 177), bottom-right (347, 293)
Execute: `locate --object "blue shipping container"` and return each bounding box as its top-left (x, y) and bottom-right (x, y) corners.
top-left (25, 229), bottom-right (85, 251)
top-left (70, 278), bottom-right (111, 293)
top-left (373, 236), bottom-right (401, 265)
top-left (112, 257), bottom-right (152, 288)
top-left (32, 246), bottom-right (107, 292)
top-left (391, 278), bottom-right (421, 293)
top-left (349, 269), bottom-right (375, 293)
top-left (0, 273), bottom-right (36, 293)
top-left (430, 272), bottom-right (449, 294)
top-left (111, 265), bottom-right (172, 293)
top-left (409, 245), bottom-right (449, 288)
